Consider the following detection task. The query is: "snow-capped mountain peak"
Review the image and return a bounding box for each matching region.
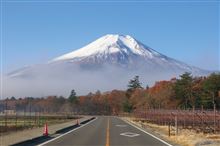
[6,34,210,97]
[52,34,161,62]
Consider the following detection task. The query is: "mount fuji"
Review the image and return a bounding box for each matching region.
[5,34,210,97]
[49,34,207,73]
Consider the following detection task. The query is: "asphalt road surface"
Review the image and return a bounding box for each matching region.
[41,116,172,146]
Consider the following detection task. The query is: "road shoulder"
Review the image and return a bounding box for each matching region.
[120,117,178,146]
[0,116,92,146]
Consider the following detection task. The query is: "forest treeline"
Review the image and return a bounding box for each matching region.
[1,72,220,115]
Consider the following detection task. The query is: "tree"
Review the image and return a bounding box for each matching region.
[174,72,193,108]
[146,85,149,90]
[10,96,16,100]
[108,90,126,115]
[130,88,147,109]
[124,76,143,112]
[123,98,133,113]
[190,77,205,108]
[148,81,175,109]
[126,76,143,97]
[202,73,220,108]
[68,89,78,104]
[128,76,142,90]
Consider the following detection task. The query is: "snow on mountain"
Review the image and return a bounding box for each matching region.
[9,34,210,77]
[4,34,211,97]
[49,34,206,75]
[52,34,163,62]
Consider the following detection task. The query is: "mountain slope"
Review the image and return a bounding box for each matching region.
[48,34,207,75]
[5,34,210,97]
[52,34,163,61]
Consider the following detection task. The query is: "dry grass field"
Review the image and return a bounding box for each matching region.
[128,117,220,146]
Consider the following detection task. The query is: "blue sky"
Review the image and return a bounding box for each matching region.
[1,0,219,73]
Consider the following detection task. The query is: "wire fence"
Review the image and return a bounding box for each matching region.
[0,112,79,134]
[133,107,220,135]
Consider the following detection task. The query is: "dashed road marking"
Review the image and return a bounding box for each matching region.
[116,124,127,127]
[120,132,140,137]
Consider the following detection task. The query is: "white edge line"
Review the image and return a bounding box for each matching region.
[37,117,97,146]
[120,117,173,146]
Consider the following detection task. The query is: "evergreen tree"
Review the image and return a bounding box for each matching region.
[127,76,142,90]
[126,76,143,97]
[68,89,78,104]
[10,96,16,100]
[174,72,193,108]
[202,73,220,108]
[146,85,149,90]
[124,76,143,112]
[123,98,133,113]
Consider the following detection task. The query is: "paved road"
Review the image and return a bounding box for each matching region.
[42,116,171,146]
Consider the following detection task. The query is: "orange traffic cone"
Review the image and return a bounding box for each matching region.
[43,123,48,136]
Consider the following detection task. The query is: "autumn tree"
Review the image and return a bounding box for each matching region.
[107,90,126,115]
[148,81,175,109]
[130,89,147,110]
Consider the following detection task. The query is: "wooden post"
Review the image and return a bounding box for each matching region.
[214,104,216,133]
[38,111,40,127]
[145,106,147,120]
[29,100,31,128]
[15,113,17,131]
[175,115,178,135]
[193,106,195,129]
[201,105,204,134]
[168,122,171,137]
[183,110,186,128]
[35,111,37,126]
[4,99,8,132]
[24,108,26,127]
